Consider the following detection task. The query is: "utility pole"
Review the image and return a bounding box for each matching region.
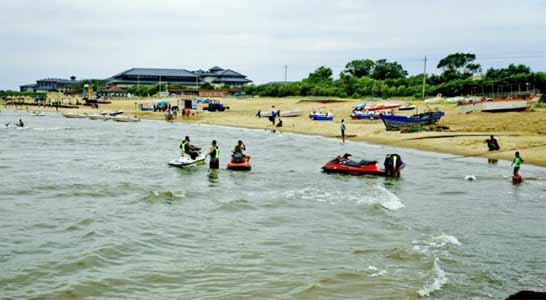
[422,56,427,99]
[284,65,288,82]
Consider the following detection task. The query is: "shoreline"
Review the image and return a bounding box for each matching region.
[4,97,546,167]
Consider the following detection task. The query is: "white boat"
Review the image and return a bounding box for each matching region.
[31,111,45,116]
[399,105,416,111]
[62,112,87,118]
[112,115,141,122]
[109,110,124,116]
[280,109,303,117]
[459,95,540,113]
[424,97,444,104]
[168,153,206,168]
[446,97,465,104]
[88,113,111,120]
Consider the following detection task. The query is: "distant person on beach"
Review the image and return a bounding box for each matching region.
[269,106,276,126]
[511,151,524,176]
[207,140,220,169]
[485,135,500,151]
[256,110,261,118]
[340,119,346,143]
[276,118,283,127]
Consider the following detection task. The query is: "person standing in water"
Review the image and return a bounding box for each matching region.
[207,140,220,169]
[340,119,346,143]
[511,151,524,176]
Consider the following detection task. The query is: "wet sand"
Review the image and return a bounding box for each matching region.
[9,96,546,167]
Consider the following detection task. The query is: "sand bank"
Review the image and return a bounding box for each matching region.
[8,96,546,167]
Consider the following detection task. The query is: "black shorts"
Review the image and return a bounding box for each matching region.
[513,166,520,174]
[210,159,219,169]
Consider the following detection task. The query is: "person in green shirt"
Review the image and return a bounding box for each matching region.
[511,151,524,176]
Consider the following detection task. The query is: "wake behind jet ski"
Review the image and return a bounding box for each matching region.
[322,153,404,177]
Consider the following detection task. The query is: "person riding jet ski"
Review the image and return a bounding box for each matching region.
[228,140,251,170]
[180,136,200,159]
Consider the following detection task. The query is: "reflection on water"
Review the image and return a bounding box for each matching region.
[0,110,545,300]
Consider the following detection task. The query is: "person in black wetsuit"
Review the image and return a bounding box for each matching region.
[384,154,403,177]
[485,135,500,151]
[180,136,199,159]
[207,140,220,169]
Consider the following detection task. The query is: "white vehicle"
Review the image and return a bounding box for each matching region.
[168,153,206,168]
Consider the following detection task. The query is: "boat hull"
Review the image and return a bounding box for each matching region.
[311,115,334,121]
[380,112,444,131]
[322,161,385,176]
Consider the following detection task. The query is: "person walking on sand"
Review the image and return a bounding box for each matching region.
[340,119,346,143]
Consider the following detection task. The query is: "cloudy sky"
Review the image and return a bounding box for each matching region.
[1,0,545,89]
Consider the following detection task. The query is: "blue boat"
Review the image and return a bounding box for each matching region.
[380,111,444,131]
[311,114,334,121]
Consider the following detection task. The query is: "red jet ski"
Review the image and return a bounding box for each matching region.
[322,154,386,176]
[227,153,251,171]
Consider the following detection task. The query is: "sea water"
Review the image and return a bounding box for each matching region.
[1,110,545,299]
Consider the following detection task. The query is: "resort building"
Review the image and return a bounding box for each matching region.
[20,76,80,93]
[105,66,252,89]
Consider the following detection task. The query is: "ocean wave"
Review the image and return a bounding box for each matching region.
[431,233,462,247]
[281,184,404,211]
[417,257,447,297]
[367,185,405,211]
[143,191,186,202]
[214,199,255,211]
[413,233,462,256]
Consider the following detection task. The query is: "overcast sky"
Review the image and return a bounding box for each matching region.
[1,0,545,89]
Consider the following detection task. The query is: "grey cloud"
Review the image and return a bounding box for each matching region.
[0,0,545,89]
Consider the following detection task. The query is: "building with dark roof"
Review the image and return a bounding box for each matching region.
[106,66,251,89]
[20,76,80,93]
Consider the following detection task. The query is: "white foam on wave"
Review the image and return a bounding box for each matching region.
[370,270,387,277]
[282,185,405,211]
[367,185,405,211]
[417,257,447,297]
[413,233,462,256]
[432,233,462,247]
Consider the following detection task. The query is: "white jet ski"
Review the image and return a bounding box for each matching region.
[168,153,206,168]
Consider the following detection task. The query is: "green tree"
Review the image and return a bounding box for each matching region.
[437,52,481,81]
[306,66,333,83]
[344,59,375,77]
[370,59,408,80]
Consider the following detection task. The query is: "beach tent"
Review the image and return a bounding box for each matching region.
[154,100,171,107]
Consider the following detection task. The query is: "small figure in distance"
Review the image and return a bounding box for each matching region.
[511,151,524,184]
[340,119,346,143]
[485,135,500,151]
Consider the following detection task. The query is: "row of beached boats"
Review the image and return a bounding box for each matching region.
[425,94,541,113]
[62,111,141,122]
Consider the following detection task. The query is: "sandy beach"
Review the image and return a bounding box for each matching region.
[7,97,546,167]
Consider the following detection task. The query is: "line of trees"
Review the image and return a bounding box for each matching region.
[243,53,546,99]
